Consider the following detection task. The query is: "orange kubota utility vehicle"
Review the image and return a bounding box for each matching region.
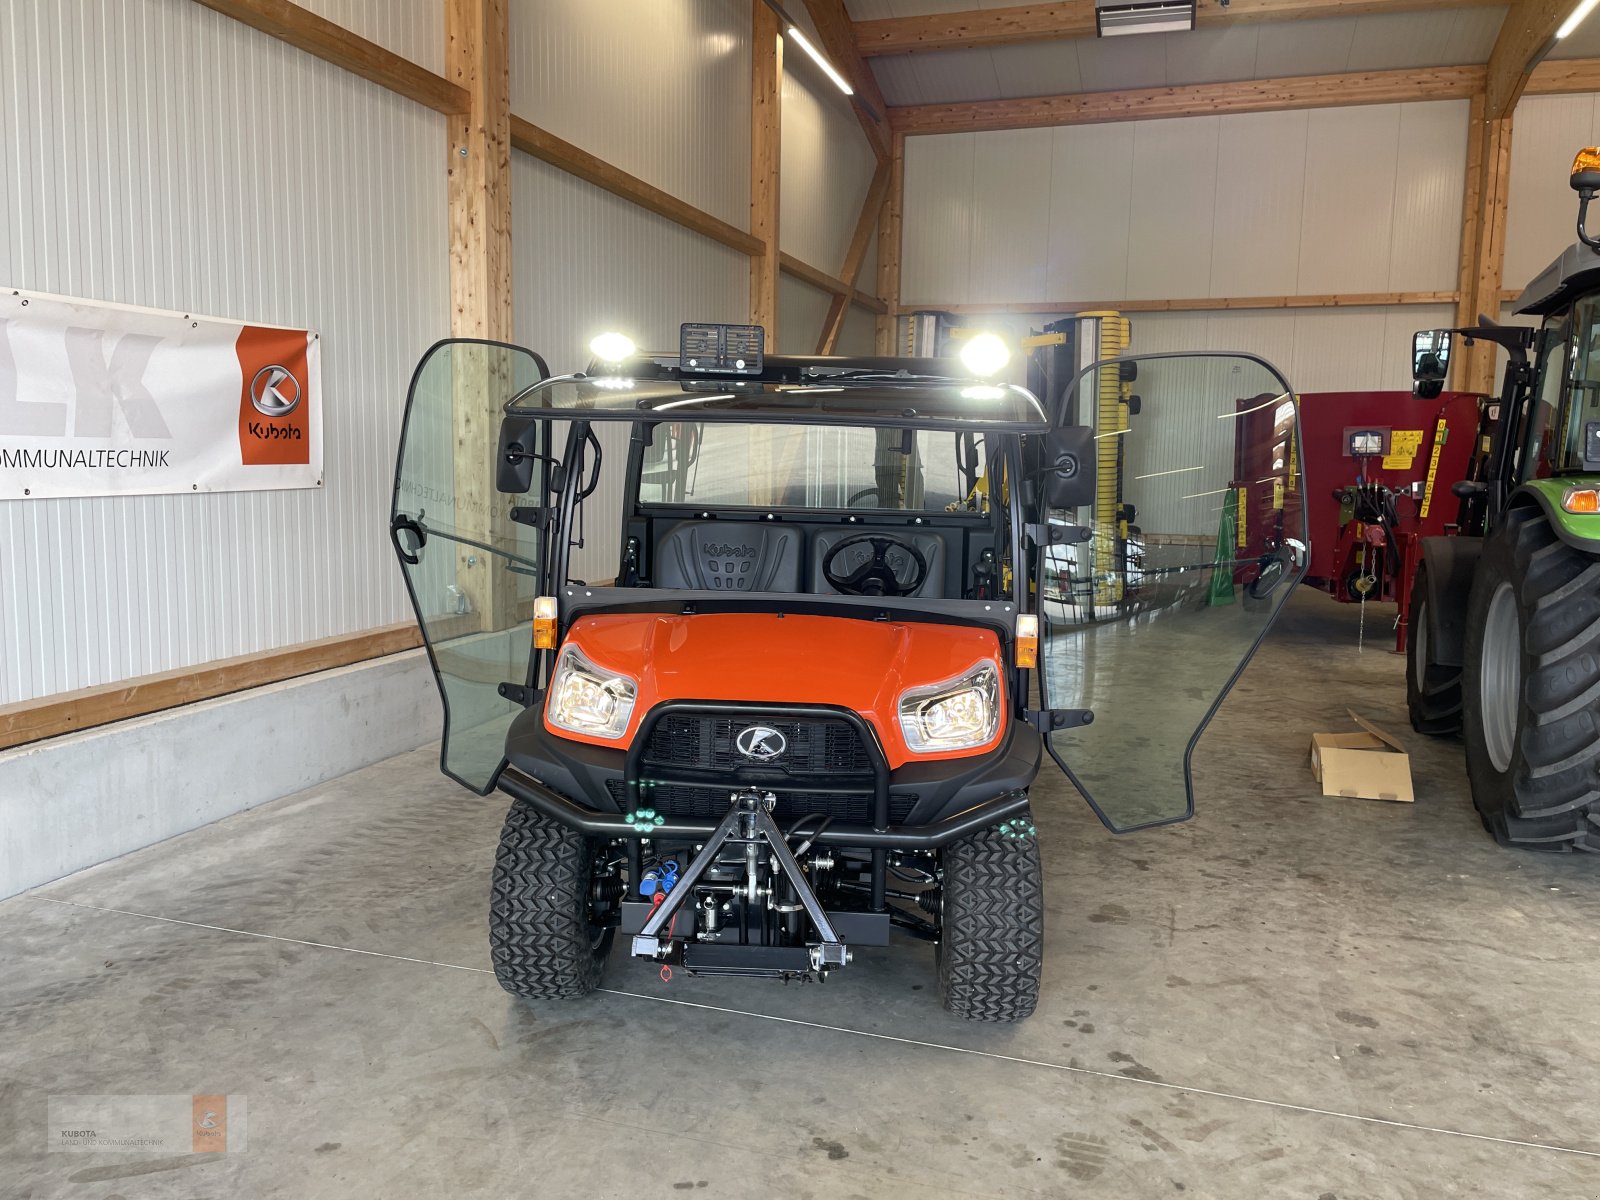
[389,324,1306,1020]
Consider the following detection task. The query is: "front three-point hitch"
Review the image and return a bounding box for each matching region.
[629,789,852,979]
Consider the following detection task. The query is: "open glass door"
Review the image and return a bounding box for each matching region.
[390,339,549,793]
[1036,352,1307,831]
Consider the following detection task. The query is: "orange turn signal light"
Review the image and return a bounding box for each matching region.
[533,595,559,649]
[1015,614,1039,669]
[1563,487,1600,514]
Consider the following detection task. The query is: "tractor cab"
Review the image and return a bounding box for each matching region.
[388,323,1306,1013]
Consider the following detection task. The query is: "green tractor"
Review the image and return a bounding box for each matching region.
[1406,149,1600,852]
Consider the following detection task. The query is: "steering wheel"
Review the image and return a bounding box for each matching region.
[822,533,929,598]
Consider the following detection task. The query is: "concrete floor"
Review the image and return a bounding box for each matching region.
[6,590,1600,1198]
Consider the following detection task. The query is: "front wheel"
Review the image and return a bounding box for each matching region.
[1461,508,1600,852]
[936,805,1044,1021]
[1407,560,1463,736]
[489,796,615,997]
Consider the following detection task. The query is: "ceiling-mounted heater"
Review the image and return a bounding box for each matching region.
[1094,0,1197,36]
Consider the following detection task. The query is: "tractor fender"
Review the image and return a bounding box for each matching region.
[1418,535,1482,669]
[1510,481,1600,554]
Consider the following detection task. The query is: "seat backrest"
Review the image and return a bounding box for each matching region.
[653,520,803,591]
[810,530,945,598]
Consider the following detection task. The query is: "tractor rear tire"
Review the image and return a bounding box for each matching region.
[1461,507,1600,852]
[1407,561,1463,736]
[937,806,1044,1021]
[489,796,614,997]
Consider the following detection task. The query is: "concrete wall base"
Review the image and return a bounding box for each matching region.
[0,650,441,899]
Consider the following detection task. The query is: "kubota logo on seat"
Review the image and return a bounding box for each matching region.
[704,543,758,557]
[735,725,787,761]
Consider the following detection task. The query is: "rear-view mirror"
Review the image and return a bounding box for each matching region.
[496,415,541,494]
[1413,330,1451,399]
[1041,424,1095,508]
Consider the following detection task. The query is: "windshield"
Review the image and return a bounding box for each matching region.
[638,424,988,513]
[505,373,1049,432]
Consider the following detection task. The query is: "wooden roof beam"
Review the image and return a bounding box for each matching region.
[1486,0,1575,117]
[802,0,893,159]
[855,0,1509,57]
[890,65,1485,134]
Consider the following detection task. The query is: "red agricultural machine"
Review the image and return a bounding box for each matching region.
[1294,389,1486,652]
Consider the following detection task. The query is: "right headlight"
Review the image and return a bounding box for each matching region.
[546,644,638,740]
[897,662,1001,754]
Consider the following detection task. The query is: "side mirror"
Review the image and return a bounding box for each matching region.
[1041,424,1095,508]
[1412,329,1451,399]
[496,415,541,494]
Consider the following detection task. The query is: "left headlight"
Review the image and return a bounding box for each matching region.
[546,644,638,740]
[897,662,1001,754]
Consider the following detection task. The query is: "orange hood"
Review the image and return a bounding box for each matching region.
[546,612,1005,768]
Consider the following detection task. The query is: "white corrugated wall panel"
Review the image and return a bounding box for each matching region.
[781,63,878,270]
[512,151,747,583]
[777,275,833,356]
[1125,305,1455,393]
[1126,118,1219,300]
[1297,107,1401,294]
[1208,110,1309,298]
[1388,100,1470,291]
[295,0,441,71]
[969,128,1052,304]
[1043,123,1133,303]
[508,0,751,230]
[0,0,446,705]
[837,306,878,356]
[901,133,977,302]
[1505,94,1600,291]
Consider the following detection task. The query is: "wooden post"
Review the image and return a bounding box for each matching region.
[751,1,782,341]
[875,132,905,355]
[446,0,515,629]
[1455,96,1514,395]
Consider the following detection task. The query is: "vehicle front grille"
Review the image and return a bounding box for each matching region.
[642,714,875,776]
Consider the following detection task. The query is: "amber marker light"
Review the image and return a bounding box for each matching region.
[533,595,559,649]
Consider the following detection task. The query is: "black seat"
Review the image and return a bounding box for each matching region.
[653,520,803,591]
[810,530,945,598]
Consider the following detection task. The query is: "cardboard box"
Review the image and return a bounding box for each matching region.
[1309,711,1415,803]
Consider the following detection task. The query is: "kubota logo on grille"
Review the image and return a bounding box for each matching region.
[735,725,787,761]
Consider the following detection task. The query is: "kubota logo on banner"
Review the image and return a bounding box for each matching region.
[0,287,322,498]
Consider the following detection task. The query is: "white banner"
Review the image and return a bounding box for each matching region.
[0,287,322,498]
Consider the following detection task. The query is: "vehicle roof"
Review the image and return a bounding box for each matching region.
[503,353,1051,433]
[1514,240,1600,316]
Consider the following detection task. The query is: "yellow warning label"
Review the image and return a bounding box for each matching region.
[1382,428,1425,471]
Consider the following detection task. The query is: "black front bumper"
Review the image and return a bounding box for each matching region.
[501,701,1042,849]
[499,765,1031,849]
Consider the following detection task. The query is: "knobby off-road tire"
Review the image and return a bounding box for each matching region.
[489,796,614,997]
[937,806,1044,1021]
[1461,507,1600,852]
[1408,561,1464,737]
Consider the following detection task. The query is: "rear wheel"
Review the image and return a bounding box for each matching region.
[936,805,1044,1021]
[489,796,615,997]
[1461,508,1600,852]
[1407,561,1463,736]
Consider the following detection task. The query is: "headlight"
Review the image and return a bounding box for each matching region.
[898,662,1000,753]
[546,645,638,739]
